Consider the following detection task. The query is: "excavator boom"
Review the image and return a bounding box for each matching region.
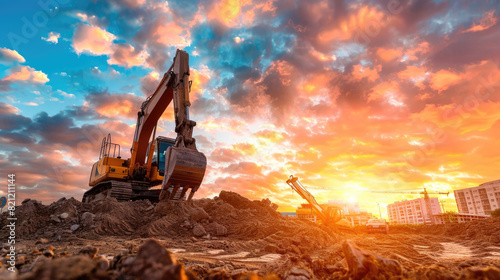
[286,175,342,225]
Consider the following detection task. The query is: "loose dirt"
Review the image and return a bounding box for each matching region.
[0,191,498,279]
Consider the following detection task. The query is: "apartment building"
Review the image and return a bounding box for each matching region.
[454,179,500,215]
[387,197,441,225]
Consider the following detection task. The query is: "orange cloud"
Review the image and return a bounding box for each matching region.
[198,116,247,133]
[108,43,148,68]
[72,23,116,55]
[254,129,284,143]
[310,49,336,62]
[318,6,387,42]
[367,81,404,107]
[397,65,427,89]
[463,10,497,33]
[376,47,403,61]
[267,60,294,86]
[208,0,249,26]
[351,64,380,82]
[232,142,257,156]
[403,42,430,61]
[153,19,191,47]
[429,69,462,92]
[0,47,25,64]
[0,102,20,115]
[190,65,212,101]
[87,92,143,119]
[2,66,49,84]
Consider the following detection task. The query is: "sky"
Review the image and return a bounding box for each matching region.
[1,0,500,217]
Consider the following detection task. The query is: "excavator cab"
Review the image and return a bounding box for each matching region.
[153,136,176,176]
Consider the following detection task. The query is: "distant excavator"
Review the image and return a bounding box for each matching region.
[286,175,344,226]
[83,49,207,203]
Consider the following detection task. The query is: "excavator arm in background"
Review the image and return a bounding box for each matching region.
[286,175,343,225]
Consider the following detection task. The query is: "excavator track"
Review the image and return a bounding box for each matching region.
[82,180,150,203]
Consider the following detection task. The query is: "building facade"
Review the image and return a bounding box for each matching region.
[387,197,441,225]
[454,179,500,215]
[434,213,489,224]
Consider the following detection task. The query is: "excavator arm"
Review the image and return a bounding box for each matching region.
[129,49,206,200]
[286,175,342,225]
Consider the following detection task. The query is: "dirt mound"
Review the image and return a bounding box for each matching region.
[389,217,500,244]
[1,191,340,257]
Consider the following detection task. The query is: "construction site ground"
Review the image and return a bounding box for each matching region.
[1,191,499,279]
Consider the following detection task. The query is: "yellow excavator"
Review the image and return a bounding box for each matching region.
[83,49,207,203]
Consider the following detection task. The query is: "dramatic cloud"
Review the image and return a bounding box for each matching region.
[108,43,149,68]
[463,10,498,33]
[0,48,25,64]
[1,66,49,84]
[84,90,144,119]
[73,23,116,55]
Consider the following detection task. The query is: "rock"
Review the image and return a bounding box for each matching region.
[290,245,301,255]
[190,207,209,222]
[122,239,190,280]
[43,250,54,258]
[286,267,311,280]
[16,255,26,266]
[60,213,69,219]
[81,212,95,227]
[265,244,279,253]
[78,246,99,259]
[35,238,49,245]
[115,248,129,255]
[465,266,500,279]
[94,255,110,271]
[49,215,61,223]
[192,224,207,237]
[0,267,17,279]
[20,255,104,280]
[342,240,402,280]
[181,219,192,229]
[28,255,48,271]
[70,224,80,231]
[205,222,228,236]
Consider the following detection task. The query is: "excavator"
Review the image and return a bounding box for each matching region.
[286,175,344,226]
[83,49,207,203]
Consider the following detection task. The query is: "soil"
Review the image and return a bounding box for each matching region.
[0,191,498,279]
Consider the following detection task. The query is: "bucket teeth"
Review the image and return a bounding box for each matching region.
[159,146,207,200]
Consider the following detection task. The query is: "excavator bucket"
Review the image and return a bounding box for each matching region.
[159,145,207,201]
